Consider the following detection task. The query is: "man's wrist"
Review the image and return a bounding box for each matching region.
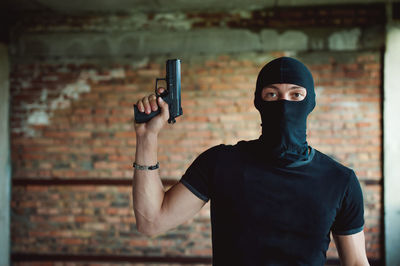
[136,132,158,141]
[135,132,158,166]
[133,161,160,170]
[136,132,158,149]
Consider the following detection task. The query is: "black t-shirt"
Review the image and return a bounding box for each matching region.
[180,139,364,266]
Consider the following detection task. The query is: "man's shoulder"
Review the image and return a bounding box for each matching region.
[205,139,256,152]
[312,148,356,178]
[196,140,256,164]
[194,143,232,162]
[201,143,230,155]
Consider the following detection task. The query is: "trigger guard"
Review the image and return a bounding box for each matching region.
[154,78,168,97]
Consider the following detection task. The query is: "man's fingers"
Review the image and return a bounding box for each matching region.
[142,96,152,114]
[149,94,158,111]
[138,93,159,114]
[136,100,144,112]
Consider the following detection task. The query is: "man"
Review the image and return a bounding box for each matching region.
[132,57,369,265]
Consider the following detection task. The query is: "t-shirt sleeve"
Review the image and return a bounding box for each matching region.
[331,170,365,235]
[179,145,222,202]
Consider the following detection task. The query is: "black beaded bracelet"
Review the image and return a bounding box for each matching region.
[133,162,159,170]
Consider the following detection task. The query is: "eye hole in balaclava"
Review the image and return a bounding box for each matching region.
[254,57,316,164]
[254,57,315,111]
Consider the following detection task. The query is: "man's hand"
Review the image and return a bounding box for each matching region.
[134,87,169,137]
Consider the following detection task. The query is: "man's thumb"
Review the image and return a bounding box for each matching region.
[158,97,169,119]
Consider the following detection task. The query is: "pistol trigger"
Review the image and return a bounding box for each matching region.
[158,90,169,98]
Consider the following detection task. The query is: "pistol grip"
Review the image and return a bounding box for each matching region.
[133,104,161,123]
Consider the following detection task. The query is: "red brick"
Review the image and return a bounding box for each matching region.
[43,131,69,138]
[60,238,84,245]
[69,131,92,138]
[115,131,136,138]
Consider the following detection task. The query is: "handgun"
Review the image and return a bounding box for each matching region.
[134,59,183,124]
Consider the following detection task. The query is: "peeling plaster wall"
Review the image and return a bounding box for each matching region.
[14,68,125,137]
[13,27,380,61]
[9,4,385,64]
[328,28,361,50]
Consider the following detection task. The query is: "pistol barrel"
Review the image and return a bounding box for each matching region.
[166,59,183,123]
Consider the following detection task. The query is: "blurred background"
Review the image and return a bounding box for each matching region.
[1,0,399,265]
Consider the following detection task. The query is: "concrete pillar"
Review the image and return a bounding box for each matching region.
[384,24,400,266]
[0,43,11,266]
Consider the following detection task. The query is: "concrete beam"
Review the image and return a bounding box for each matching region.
[10,26,384,64]
[0,43,11,266]
[384,23,400,266]
[2,0,388,13]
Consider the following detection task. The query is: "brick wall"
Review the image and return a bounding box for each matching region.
[10,51,382,263]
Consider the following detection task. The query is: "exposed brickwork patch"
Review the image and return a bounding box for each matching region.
[11,52,382,261]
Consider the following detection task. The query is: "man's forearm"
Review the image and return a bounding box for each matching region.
[132,133,165,235]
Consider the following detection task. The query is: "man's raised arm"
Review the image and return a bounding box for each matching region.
[132,88,206,237]
[333,230,370,266]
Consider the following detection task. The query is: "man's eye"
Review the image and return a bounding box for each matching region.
[290,91,306,101]
[267,93,277,98]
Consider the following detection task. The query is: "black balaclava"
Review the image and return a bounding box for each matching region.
[254,57,315,164]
